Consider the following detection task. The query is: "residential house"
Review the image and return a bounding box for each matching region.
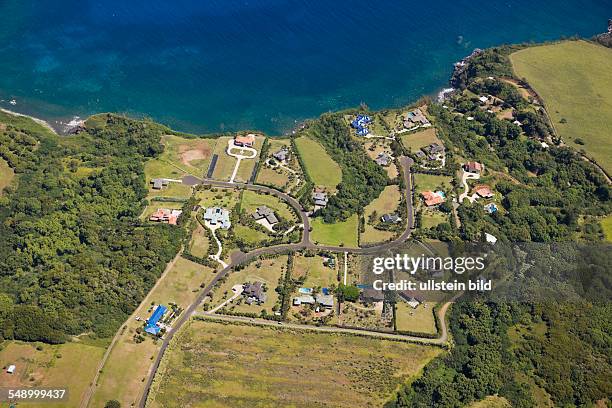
[151,178,169,190]
[478,95,489,104]
[203,207,231,229]
[149,208,182,225]
[312,190,328,207]
[403,108,431,129]
[375,152,393,166]
[381,213,401,223]
[484,203,498,214]
[234,134,255,148]
[473,185,494,199]
[351,114,372,136]
[273,147,290,162]
[414,150,426,159]
[243,282,267,304]
[463,161,483,173]
[252,206,279,225]
[360,288,385,303]
[315,294,334,309]
[293,294,315,306]
[145,304,167,335]
[421,191,445,207]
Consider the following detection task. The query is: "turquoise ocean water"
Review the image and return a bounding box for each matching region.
[0,0,610,134]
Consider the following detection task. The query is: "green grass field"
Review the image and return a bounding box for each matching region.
[421,210,448,229]
[0,157,14,194]
[210,136,238,181]
[395,302,437,334]
[293,253,339,288]
[311,214,359,247]
[294,136,341,191]
[189,222,210,257]
[146,320,442,408]
[362,185,401,244]
[413,174,453,194]
[0,341,106,408]
[601,215,612,242]
[400,128,441,152]
[469,396,511,408]
[510,40,612,174]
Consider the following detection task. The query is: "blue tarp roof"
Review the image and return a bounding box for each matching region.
[145,304,167,335]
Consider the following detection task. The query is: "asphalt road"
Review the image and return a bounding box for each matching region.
[137,156,424,407]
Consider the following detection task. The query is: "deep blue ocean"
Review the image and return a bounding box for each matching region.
[0,0,610,135]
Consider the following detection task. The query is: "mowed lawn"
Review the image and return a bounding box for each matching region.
[294,136,341,191]
[510,40,612,173]
[400,128,441,152]
[240,190,297,221]
[146,320,442,408]
[0,157,15,194]
[362,185,402,244]
[0,341,105,408]
[311,214,359,247]
[91,257,214,408]
[293,253,339,288]
[413,173,453,194]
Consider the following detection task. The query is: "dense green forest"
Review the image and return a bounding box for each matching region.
[301,113,389,222]
[0,113,184,342]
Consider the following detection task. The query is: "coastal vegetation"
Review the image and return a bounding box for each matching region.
[0,113,185,342]
[146,319,441,408]
[510,40,612,174]
[301,113,389,223]
[0,156,14,195]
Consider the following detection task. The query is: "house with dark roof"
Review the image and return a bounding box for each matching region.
[252,206,279,225]
[315,294,334,309]
[243,282,267,304]
[403,108,431,129]
[360,288,385,303]
[375,152,393,166]
[272,147,290,162]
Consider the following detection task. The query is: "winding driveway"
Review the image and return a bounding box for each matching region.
[136,156,457,407]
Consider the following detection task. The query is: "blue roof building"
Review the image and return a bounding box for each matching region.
[484,203,498,214]
[145,304,167,335]
[351,115,372,136]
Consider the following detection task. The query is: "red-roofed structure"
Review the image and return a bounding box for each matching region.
[472,185,494,198]
[421,191,445,207]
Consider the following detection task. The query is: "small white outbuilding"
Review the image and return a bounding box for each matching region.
[7,365,16,374]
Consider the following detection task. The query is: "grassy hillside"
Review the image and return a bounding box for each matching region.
[510,40,612,174]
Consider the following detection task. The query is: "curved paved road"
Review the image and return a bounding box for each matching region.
[136,156,439,408]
